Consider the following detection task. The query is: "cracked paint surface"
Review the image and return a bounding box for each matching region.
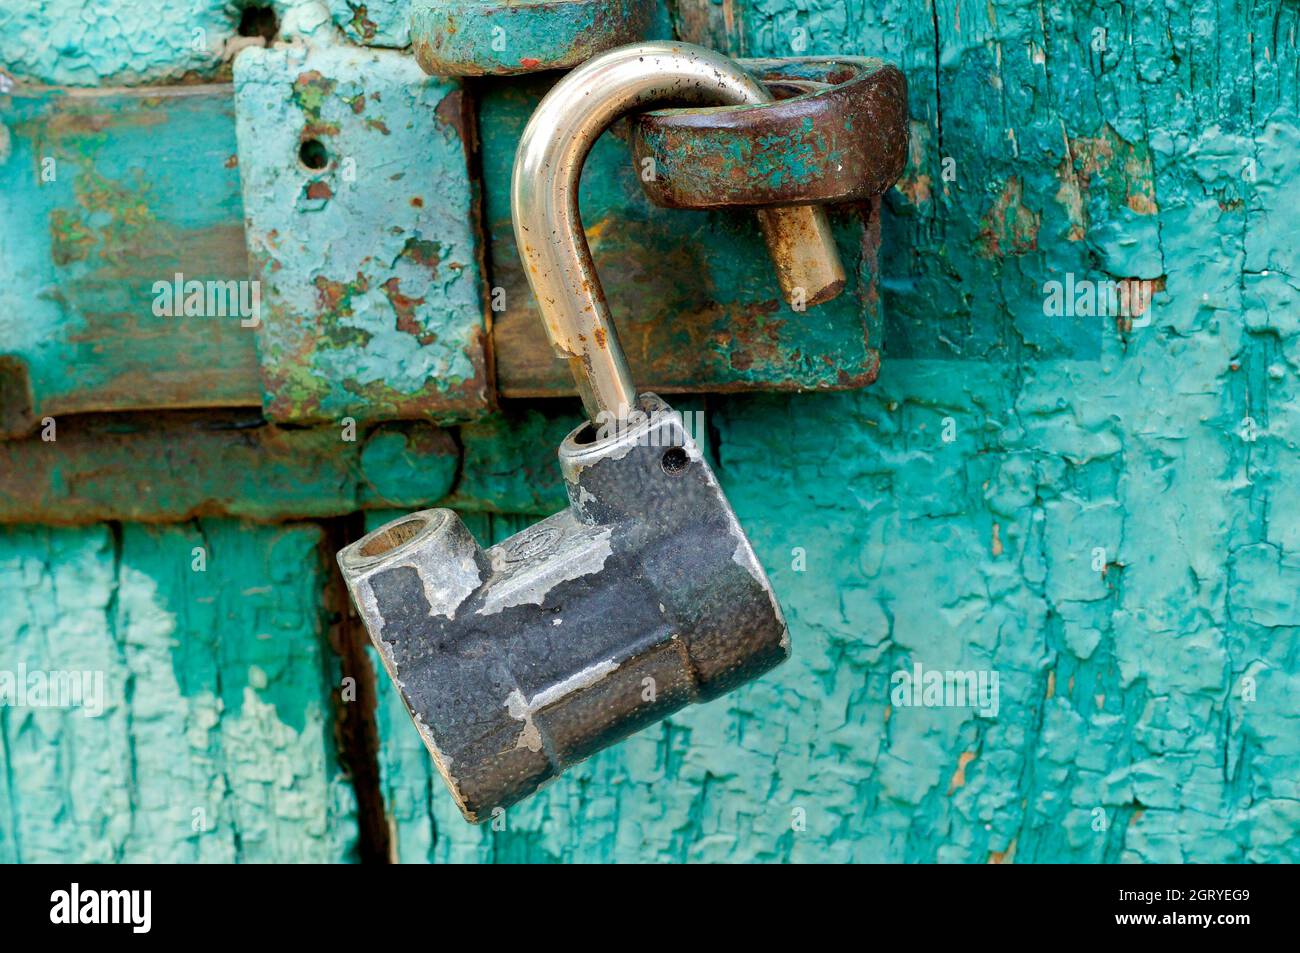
[0,0,290,86]
[360,0,1300,862]
[2,0,1299,863]
[0,521,356,862]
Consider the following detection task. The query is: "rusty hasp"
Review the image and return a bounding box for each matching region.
[511,42,852,415]
[233,31,490,426]
[515,40,843,317]
[631,58,909,209]
[477,77,886,399]
[340,43,795,821]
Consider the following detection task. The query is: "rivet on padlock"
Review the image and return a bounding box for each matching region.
[338,42,838,822]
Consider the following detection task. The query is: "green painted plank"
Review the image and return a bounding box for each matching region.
[668,0,1162,361]
[0,411,459,524]
[0,404,597,524]
[0,84,257,430]
[0,403,591,525]
[0,519,357,862]
[364,363,1300,862]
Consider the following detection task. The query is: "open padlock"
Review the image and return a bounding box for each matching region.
[338,43,844,822]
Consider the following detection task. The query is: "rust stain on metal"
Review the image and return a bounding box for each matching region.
[976,176,1040,258]
[398,236,441,277]
[632,58,909,209]
[347,4,380,43]
[409,0,655,77]
[0,355,35,439]
[382,277,437,344]
[291,70,337,115]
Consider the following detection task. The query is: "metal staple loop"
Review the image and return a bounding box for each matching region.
[631,58,910,209]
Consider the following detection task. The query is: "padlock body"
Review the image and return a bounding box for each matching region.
[338,395,788,821]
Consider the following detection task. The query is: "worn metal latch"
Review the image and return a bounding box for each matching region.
[337,43,840,821]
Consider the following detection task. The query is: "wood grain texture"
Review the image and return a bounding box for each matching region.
[0,411,460,525]
[0,85,259,426]
[0,520,357,862]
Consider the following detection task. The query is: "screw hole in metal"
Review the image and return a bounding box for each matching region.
[358,517,425,558]
[299,139,329,170]
[661,446,689,475]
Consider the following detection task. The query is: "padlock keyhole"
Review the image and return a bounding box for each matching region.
[661,447,689,475]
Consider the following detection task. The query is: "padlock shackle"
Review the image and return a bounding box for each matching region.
[511,42,843,423]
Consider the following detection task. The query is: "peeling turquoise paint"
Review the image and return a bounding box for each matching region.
[233,35,490,423]
[0,521,357,862]
[329,0,410,48]
[0,1,293,86]
[0,85,255,422]
[3,0,1299,865]
[360,0,1300,862]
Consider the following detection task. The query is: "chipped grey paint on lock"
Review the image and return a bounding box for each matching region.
[341,511,485,623]
[337,396,790,820]
[341,511,484,820]
[480,519,615,615]
[558,426,640,485]
[505,658,620,752]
